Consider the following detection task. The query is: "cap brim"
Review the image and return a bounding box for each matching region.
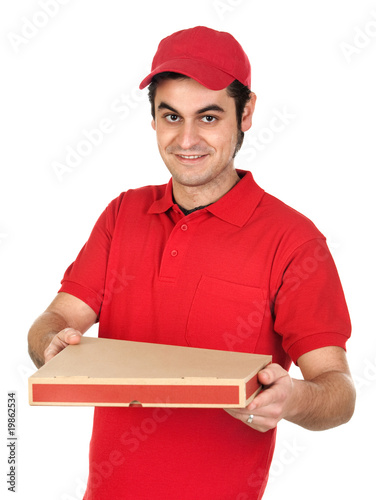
[139,58,235,90]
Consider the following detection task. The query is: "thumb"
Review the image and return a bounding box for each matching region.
[62,328,82,345]
[258,369,271,385]
[258,363,287,385]
[44,328,82,364]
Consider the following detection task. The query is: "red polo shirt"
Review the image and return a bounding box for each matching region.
[59,170,351,500]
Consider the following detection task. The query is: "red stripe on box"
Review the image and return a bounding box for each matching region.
[245,375,260,400]
[32,383,240,405]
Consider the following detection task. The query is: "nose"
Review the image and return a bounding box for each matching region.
[177,121,201,151]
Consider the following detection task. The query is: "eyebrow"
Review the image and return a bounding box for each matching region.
[157,101,225,115]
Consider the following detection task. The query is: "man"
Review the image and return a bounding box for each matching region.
[28,26,355,499]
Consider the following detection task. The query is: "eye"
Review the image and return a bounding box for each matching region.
[165,114,181,123]
[201,115,217,123]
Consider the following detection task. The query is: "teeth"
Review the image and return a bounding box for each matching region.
[179,155,204,159]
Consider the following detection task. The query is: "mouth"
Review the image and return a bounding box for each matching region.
[175,153,208,164]
[178,154,205,159]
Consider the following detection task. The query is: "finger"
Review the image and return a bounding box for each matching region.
[224,407,279,433]
[224,408,250,421]
[245,414,276,433]
[224,409,268,432]
[248,387,278,412]
[258,363,287,386]
[224,407,262,427]
[44,328,82,363]
[249,374,291,413]
[59,328,82,345]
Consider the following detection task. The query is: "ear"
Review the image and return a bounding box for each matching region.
[241,92,257,132]
[151,118,156,131]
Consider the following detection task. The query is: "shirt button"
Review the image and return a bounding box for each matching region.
[171,250,178,257]
[181,224,188,231]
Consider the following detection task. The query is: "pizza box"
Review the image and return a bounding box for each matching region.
[29,337,271,408]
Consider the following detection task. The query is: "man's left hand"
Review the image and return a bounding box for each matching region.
[225,363,294,433]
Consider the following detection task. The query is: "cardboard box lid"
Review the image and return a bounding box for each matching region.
[29,337,271,408]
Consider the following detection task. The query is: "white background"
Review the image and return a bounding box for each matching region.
[1,0,375,499]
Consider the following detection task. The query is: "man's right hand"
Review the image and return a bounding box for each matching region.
[28,292,97,368]
[44,328,83,364]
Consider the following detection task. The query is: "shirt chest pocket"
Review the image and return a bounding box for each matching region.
[185,275,267,353]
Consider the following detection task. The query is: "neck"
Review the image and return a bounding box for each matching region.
[172,168,240,211]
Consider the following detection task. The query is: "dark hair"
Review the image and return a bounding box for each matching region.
[148,72,251,155]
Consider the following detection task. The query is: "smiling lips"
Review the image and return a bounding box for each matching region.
[178,154,206,159]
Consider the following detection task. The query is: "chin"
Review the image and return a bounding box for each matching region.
[171,169,215,188]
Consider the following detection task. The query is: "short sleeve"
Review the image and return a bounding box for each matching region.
[58,195,123,317]
[273,238,351,364]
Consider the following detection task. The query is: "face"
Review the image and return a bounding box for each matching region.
[151,78,253,199]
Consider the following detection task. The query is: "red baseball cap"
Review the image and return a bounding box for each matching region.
[139,26,251,90]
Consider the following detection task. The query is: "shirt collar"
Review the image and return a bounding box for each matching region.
[147,179,175,214]
[148,170,265,227]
